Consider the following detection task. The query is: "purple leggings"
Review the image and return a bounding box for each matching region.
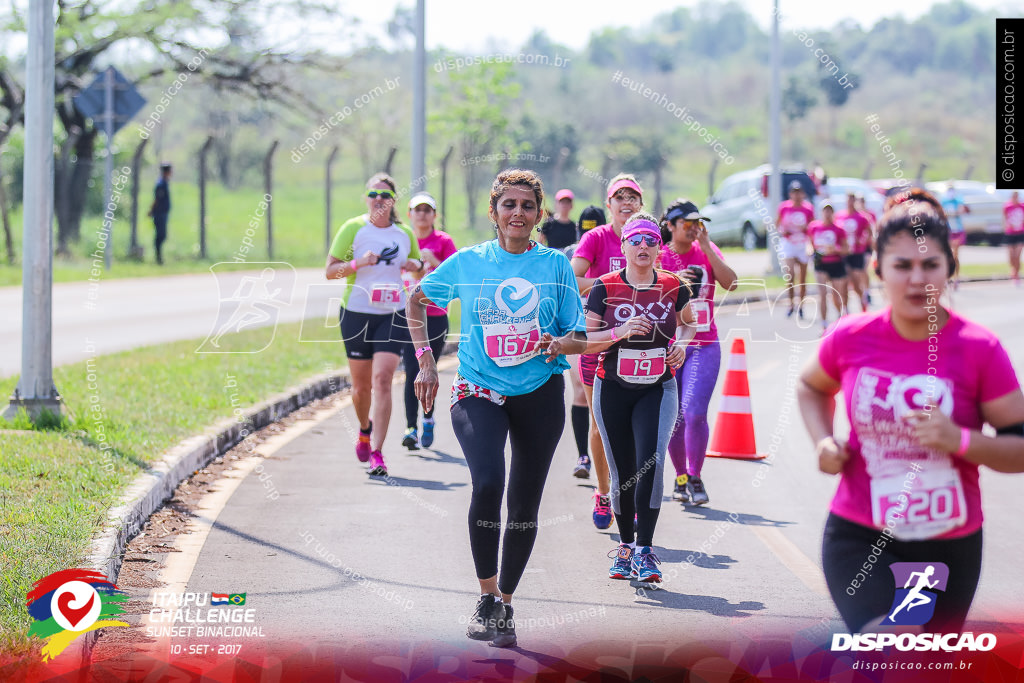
[667,341,721,478]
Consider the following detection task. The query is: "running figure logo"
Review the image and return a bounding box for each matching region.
[882,562,950,626]
[198,263,296,353]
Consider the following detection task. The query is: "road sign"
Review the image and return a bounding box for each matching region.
[74,67,147,269]
[73,67,146,136]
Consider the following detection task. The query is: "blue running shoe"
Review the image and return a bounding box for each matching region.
[421,418,435,448]
[631,546,662,583]
[592,492,613,529]
[607,544,634,579]
[573,454,591,479]
[402,427,418,450]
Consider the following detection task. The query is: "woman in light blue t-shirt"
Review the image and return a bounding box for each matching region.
[406,168,587,649]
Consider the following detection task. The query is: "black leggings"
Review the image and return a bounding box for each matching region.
[593,376,677,547]
[821,513,983,633]
[451,374,565,595]
[402,314,449,427]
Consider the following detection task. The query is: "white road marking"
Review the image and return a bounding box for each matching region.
[749,526,831,598]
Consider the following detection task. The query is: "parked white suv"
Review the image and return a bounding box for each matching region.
[702,165,817,250]
[925,180,1012,245]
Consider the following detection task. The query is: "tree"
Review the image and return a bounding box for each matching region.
[818,70,860,144]
[603,130,671,215]
[0,0,339,255]
[512,115,579,196]
[783,75,818,123]
[430,60,522,232]
[782,75,817,158]
[689,0,760,60]
[0,62,24,264]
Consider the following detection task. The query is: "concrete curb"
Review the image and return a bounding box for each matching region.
[72,369,352,664]
[86,338,463,586]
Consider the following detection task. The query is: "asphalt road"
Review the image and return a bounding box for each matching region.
[123,279,1024,678]
[0,245,1011,378]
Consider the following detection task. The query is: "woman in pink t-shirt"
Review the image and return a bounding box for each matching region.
[657,199,737,506]
[401,193,458,450]
[776,181,815,318]
[570,174,645,530]
[798,196,1024,633]
[807,202,849,333]
[1004,190,1024,285]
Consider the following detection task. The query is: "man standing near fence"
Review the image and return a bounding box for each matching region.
[148,163,172,265]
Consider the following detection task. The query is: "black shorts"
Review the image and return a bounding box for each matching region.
[1006,233,1024,245]
[339,308,409,359]
[844,252,867,271]
[815,259,847,281]
[821,513,982,633]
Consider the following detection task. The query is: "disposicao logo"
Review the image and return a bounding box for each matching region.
[883,562,947,626]
[26,569,129,661]
[831,562,996,653]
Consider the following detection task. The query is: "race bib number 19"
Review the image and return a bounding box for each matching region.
[617,348,666,385]
[483,322,541,367]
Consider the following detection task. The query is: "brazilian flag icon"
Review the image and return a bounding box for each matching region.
[229,593,246,605]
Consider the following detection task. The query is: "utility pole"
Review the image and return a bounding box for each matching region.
[5,0,62,421]
[768,0,783,277]
[411,0,426,192]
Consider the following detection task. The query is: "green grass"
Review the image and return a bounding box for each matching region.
[0,320,352,653]
[0,173,500,287]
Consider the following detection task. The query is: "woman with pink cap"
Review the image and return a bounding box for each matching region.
[658,199,738,506]
[572,173,644,530]
[586,212,695,583]
[538,189,578,250]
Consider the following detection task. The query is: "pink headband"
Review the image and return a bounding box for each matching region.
[621,220,661,242]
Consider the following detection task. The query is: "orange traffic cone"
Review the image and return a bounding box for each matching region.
[706,338,765,460]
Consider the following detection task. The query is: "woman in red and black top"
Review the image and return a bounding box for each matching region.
[586,212,694,583]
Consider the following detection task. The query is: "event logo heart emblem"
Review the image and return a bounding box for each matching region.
[495,278,539,318]
[56,590,95,630]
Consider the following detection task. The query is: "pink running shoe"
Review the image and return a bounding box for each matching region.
[368,450,387,477]
[592,491,613,529]
[356,422,372,463]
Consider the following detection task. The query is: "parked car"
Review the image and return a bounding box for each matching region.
[702,164,817,250]
[925,180,1012,245]
[816,177,885,218]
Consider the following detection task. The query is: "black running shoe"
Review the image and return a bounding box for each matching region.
[490,603,517,648]
[467,594,501,641]
[688,476,710,506]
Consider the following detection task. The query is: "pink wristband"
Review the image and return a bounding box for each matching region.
[610,326,619,342]
[349,259,359,272]
[415,346,433,359]
[955,427,970,457]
